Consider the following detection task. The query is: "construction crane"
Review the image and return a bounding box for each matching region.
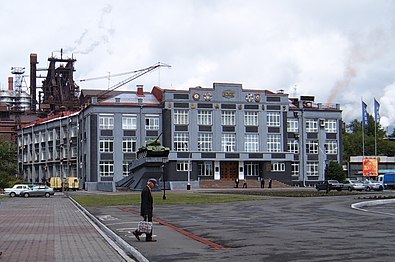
[80,62,171,99]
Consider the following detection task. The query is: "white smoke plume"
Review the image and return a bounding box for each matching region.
[63,4,114,55]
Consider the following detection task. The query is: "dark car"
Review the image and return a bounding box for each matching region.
[20,186,55,198]
[316,180,343,192]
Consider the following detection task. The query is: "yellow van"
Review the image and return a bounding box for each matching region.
[65,177,79,191]
[50,177,62,191]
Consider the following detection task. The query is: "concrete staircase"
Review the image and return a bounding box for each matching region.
[199,179,290,189]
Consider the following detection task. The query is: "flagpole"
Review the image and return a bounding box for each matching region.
[374,98,380,156]
[374,114,377,156]
[361,99,366,157]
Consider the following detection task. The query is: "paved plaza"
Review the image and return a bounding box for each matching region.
[1,190,395,261]
[0,194,132,262]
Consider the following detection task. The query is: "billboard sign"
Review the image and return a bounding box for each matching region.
[362,158,379,177]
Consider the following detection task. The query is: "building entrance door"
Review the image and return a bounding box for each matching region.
[220,162,238,180]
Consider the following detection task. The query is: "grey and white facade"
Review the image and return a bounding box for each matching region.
[162,83,342,187]
[17,83,342,190]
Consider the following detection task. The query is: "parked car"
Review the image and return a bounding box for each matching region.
[342,179,365,191]
[4,184,34,197]
[362,179,384,191]
[20,186,55,198]
[316,180,343,192]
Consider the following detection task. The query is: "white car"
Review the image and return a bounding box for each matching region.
[363,180,384,191]
[343,180,365,191]
[4,184,34,197]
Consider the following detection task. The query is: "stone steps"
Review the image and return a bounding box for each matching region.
[199,179,289,188]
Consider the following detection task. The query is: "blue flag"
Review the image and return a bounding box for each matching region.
[362,101,369,126]
[374,98,380,124]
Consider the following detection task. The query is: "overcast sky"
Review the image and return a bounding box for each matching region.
[1,0,394,132]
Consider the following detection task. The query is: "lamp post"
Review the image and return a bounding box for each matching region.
[187,152,191,190]
[162,164,166,199]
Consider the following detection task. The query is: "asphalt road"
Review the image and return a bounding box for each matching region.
[85,192,395,262]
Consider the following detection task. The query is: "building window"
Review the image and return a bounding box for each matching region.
[287,118,298,132]
[244,111,258,126]
[221,111,236,126]
[174,132,189,151]
[198,162,213,176]
[291,162,299,176]
[122,115,137,130]
[48,145,53,160]
[176,161,190,171]
[99,114,114,129]
[174,110,189,125]
[71,146,77,158]
[244,134,259,152]
[272,162,285,172]
[287,139,299,153]
[99,161,114,176]
[41,148,46,161]
[122,138,137,152]
[221,133,236,152]
[145,114,159,130]
[306,140,318,154]
[267,112,281,127]
[325,140,338,154]
[245,162,259,176]
[198,110,212,125]
[306,119,318,133]
[198,133,212,151]
[267,134,281,152]
[306,162,319,176]
[123,161,129,176]
[325,120,337,133]
[99,138,114,153]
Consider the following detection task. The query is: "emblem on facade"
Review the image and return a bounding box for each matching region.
[203,92,213,101]
[192,92,200,101]
[255,94,261,102]
[222,90,235,99]
[245,93,254,102]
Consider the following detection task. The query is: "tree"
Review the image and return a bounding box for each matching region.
[0,137,17,188]
[325,161,345,182]
[342,114,395,160]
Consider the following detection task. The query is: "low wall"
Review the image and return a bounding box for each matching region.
[169,181,199,190]
[97,181,116,192]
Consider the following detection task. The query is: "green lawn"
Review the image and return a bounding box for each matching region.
[72,192,266,207]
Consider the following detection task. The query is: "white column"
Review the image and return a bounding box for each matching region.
[214,161,220,180]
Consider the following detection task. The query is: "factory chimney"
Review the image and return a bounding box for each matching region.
[8,77,13,91]
[30,53,38,111]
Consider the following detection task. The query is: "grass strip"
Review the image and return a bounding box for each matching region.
[72,192,265,207]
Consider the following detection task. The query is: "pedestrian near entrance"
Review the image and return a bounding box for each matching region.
[260,177,265,188]
[242,179,247,188]
[133,178,157,242]
[268,178,272,188]
[235,178,240,188]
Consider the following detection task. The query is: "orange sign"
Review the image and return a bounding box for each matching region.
[362,158,379,177]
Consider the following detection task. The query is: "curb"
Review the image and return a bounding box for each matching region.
[68,197,148,262]
[351,198,395,215]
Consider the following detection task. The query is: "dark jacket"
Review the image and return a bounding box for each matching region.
[140,185,153,219]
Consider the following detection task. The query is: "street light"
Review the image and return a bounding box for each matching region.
[187,152,191,190]
[162,164,166,199]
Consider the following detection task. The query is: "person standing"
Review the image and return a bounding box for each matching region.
[242,179,248,188]
[268,178,272,188]
[133,178,157,242]
[260,177,265,188]
[235,178,240,188]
